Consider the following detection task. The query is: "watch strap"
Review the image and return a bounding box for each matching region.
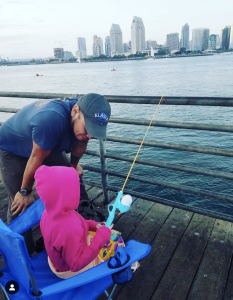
[19,188,32,196]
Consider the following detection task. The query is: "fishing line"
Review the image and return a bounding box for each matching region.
[121,95,164,193]
[105,95,164,227]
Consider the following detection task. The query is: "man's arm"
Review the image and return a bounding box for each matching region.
[11,141,51,216]
[70,140,88,175]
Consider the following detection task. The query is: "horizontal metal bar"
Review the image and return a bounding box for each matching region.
[110,118,233,133]
[82,165,233,203]
[84,179,233,223]
[1,108,232,134]
[105,95,233,106]
[1,92,233,106]
[1,107,232,134]
[106,136,233,157]
[0,91,81,99]
[85,150,233,180]
[0,108,19,113]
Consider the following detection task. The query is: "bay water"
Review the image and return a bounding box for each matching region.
[0,54,233,216]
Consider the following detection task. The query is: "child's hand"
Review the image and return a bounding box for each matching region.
[96,222,114,230]
[96,223,103,229]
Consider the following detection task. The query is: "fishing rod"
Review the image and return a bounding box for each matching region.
[105,95,164,228]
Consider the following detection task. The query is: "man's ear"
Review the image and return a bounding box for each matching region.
[71,104,80,117]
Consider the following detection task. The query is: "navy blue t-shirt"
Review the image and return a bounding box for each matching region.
[0,98,79,158]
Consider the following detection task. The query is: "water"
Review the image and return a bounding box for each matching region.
[0,54,233,216]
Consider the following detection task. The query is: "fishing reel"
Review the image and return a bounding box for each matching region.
[105,192,132,228]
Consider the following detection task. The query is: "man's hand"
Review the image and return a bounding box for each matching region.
[11,192,35,216]
[76,164,84,176]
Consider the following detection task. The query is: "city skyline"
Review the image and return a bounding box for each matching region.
[0,0,233,59]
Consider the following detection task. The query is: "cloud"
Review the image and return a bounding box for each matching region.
[34,18,44,23]
[8,0,31,4]
[0,22,28,29]
[0,34,30,42]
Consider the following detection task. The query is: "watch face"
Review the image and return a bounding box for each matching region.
[20,189,28,196]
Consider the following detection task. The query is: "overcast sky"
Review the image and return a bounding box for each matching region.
[0,0,232,59]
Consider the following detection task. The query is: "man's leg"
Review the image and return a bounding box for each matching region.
[0,150,35,254]
[0,150,28,223]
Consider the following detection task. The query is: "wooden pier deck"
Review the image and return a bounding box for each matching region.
[1,179,233,300]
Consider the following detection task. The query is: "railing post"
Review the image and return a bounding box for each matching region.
[99,139,109,204]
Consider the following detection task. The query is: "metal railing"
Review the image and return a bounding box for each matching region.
[0,92,233,222]
[0,91,233,106]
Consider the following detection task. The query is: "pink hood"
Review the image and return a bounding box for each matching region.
[35,165,80,219]
[35,165,111,272]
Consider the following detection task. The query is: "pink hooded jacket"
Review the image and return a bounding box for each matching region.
[35,165,111,272]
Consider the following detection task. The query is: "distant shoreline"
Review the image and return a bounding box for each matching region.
[1,53,231,67]
[154,54,214,59]
[81,57,148,63]
[80,54,217,63]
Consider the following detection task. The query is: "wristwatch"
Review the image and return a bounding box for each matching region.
[19,188,32,196]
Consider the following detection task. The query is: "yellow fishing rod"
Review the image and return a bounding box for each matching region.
[105,95,164,227]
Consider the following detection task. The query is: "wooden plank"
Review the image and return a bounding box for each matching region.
[112,198,154,241]
[110,203,173,300]
[86,186,105,202]
[97,198,158,300]
[0,255,4,269]
[0,184,5,190]
[187,220,233,300]
[0,207,7,222]
[223,257,233,300]
[122,202,173,243]
[32,226,42,243]
[0,196,8,211]
[151,213,215,300]
[112,208,193,300]
[92,190,117,207]
[84,184,92,191]
[0,191,7,201]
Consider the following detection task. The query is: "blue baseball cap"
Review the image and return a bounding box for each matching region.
[77,93,111,139]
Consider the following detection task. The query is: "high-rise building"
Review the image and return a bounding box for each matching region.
[192,28,210,51]
[64,51,74,60]
[128,41,132,52]
[216,35,221,49]
[131,16,145,54]
[123,43,129,53]
[166,33,179,52]
[110,24,123,56]
[146,40,151,49]
[76,37,87,59]
[77,37,86,51]
[221,26,231,50]
[105,36,111,56]
[53,48,64,59]
[189,40,192,50]
[209,34,218,50]
[93,35,104,57]
[181,23,189,49]
[150,40,158,49]
[229,25,233,49]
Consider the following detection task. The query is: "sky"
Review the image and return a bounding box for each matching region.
[0,0,232,59]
